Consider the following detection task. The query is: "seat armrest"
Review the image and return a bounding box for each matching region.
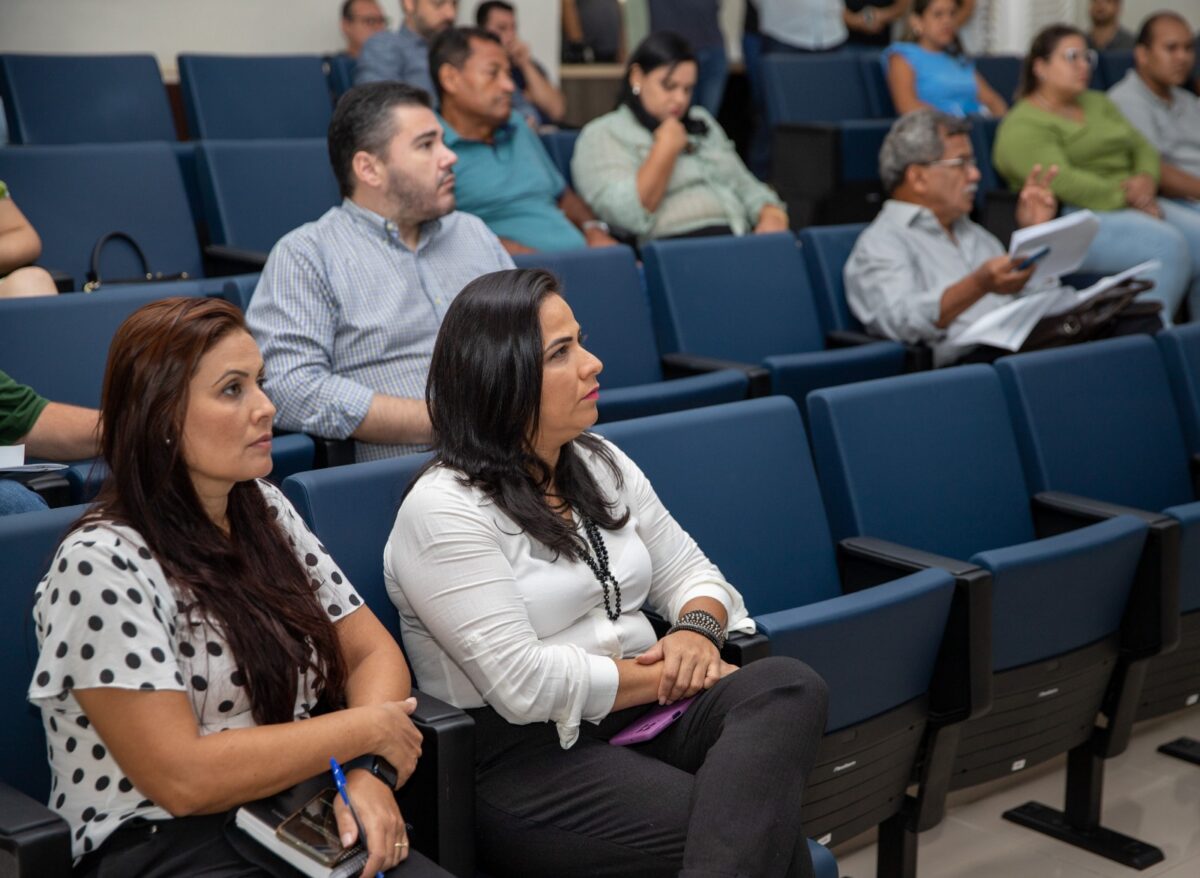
[824,330,878,349]
[313,437,357,469]
[401,691,476,878]
[204,244,268,274]
[44,268,75,294]
[722,631,771,666]
[1190,453,1200,499]
[1033,490,1180,668]
[659,353,771,398]
[837,535,980,586]
[642,611,768,666]
[0,781,73,877]
[1032,490,1175,529]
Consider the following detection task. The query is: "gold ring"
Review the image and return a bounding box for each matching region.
[395,840,409,849]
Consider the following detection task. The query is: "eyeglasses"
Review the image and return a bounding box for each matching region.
[923,156,978,171]
[1057,47,1099,68]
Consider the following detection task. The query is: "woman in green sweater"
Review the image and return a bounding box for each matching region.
[993,23,1200,323]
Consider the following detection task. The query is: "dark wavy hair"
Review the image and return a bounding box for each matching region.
[417,269,629,559]
[83,297,347,725]
[1019,23,1087,97]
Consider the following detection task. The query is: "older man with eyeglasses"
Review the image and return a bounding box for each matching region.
[844,109,1060,365]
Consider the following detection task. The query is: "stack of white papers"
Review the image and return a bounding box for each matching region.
[0,445,69,474]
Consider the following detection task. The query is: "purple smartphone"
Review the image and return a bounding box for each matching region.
[610,696,697,746]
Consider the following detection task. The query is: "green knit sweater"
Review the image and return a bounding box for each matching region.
[992,90,1160,212]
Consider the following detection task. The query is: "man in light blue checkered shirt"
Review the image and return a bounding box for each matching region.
[246,82,513,462]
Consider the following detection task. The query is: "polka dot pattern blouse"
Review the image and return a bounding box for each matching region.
[27,480,363,860]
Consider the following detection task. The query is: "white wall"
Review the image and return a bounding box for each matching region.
[0,0,559,81]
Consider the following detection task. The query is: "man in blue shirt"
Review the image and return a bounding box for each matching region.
[355,0,457,94]
[432,27,618,254]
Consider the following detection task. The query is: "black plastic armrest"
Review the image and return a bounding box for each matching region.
[1031,490,1174,530]
[824,330,878,349]
[313,437,357,469]
[770,123,838,200]
[1032,491,1180,664]
[400,691,475,878]
[0,781,73,877]
[203,244,268,273]
[44,268,75,293]
[659,353,771,397]
[643,611,768,667]
[837,535,980,587]
[836,536,991,721]
[1190,453,1200,499]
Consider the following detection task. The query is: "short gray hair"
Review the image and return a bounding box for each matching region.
[878,110,973,194]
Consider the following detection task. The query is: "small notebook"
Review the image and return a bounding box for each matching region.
[235,779,370,878]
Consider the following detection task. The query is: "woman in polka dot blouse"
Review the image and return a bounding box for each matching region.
[28,298,422,877]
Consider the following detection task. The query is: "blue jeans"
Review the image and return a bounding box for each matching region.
[0,479,48,516]
[1073,202,1200,325]
[691,44,728,117]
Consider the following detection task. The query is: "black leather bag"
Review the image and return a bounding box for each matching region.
[1019,279,1158,353]
[83,231,190,292]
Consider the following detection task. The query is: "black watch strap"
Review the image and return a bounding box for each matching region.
[346,754,398,788]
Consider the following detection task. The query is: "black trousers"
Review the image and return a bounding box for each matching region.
[469,656,829,878]
[73,810,447,877]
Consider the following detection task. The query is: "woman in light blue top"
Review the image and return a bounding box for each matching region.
[884,0,1007,118]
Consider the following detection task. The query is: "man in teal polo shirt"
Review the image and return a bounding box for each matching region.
[431,26,618,254]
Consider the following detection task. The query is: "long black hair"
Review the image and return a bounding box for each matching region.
[617,31,708,137]
[416,269,629,559]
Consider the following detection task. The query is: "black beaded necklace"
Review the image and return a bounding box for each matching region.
[579,515,621,621]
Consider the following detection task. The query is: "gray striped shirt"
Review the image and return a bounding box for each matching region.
[246,199,513,461]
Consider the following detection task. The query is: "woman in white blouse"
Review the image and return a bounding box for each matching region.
[385,269,828,878]
[29,298,421,877]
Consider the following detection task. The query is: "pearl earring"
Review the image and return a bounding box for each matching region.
[632,84,641,96]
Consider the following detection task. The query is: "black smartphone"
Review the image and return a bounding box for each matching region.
[1015,245,1051,271]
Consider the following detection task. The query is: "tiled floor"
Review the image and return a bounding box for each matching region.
[830,710,1200,878]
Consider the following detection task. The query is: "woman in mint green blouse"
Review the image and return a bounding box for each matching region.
[993,24,1200,323]
[571,32,787,244]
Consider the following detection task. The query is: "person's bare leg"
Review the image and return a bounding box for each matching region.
[0,266,58,298]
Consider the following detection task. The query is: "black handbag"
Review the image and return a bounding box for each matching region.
[1019,279,1158,353]
[83,231,190,292]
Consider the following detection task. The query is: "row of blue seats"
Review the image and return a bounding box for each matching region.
[0,230,906,470]
[0,135,577,290]
[9,326,1197,875]
[763,50,1140,127]
[0,52,364,145]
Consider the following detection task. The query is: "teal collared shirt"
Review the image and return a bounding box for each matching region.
[441,111,586,252]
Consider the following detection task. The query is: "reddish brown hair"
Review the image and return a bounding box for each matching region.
[86,297,346,724]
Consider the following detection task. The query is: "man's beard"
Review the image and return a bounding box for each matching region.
[384,166,454,225]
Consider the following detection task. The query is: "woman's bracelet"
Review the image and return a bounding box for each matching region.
[667,609,726,650]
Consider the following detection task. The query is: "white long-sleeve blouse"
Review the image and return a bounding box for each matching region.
[384,438,754,748]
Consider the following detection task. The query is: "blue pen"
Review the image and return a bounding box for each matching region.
[330,757,385,878]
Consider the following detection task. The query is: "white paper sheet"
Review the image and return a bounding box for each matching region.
[0,444,69,474]
[1009,210,1101,288]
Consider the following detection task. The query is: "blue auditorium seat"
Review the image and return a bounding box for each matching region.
[1098,50,1135,89]
[284,411,843,878]
[0,143,204,289]
[762,55,876,126]
[217,273,263,312]
[809,366,1172,869]
[195,139,341,255]
[513,247,749,422]
[0,505,85,877]
[539,129,579,189]
[177,54,333,140]
[974,55,1022,104]
[641,233,905,414]
[597,397,978,874]
[0,283,313,499]
[798,223,868,334]
[0,53,175,145]
[0,501,469,877]
[998,336,1196,744]
[325,53,357,97]
[859,53,896,118]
